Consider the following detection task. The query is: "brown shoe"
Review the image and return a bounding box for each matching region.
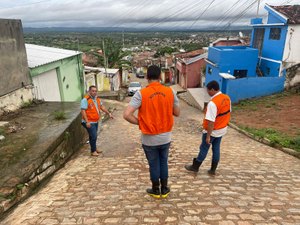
[96,149,103,153]
[91,152,99,156]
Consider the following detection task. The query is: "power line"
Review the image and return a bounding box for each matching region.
[222,0,260,31]
[128,0,196,29]
[168,1,217,30]
[107,0,152,29]
[142,0,207,31]
[0,0,53,9]
[211,0,250,30]
[188,0,216,30]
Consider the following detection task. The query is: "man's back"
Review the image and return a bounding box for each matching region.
[138,82,174,135]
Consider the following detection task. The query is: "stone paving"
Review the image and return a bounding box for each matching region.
[1,99,300,225]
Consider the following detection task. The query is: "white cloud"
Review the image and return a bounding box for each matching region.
[0,0,299,28]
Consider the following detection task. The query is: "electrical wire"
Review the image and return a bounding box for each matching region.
[188,0,216,30]
[142,0,207,31]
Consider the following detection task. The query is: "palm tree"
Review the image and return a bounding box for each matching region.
[93,38,131,69]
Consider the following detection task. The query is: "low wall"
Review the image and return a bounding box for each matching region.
[224,76,285,103]
[0,88,33,116]
[285,64,300,89]
[0,103,85,217]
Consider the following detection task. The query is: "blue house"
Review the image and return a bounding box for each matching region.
[205,4,300,103]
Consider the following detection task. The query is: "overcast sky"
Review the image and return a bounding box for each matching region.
[0,0,300,29]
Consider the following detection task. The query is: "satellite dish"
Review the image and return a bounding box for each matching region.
[239,32,244,38]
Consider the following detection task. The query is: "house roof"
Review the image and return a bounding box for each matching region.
[84,66,119,75]
[175,49,205,59]
[184,52,208,65]
[211,37,244,46]
[25,44,81,68]
[270,5,300,24]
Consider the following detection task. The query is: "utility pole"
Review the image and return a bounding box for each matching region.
[256,0,261,17]
[102,40,108,76]
[122,30,125,49]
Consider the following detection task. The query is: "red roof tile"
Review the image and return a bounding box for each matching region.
[271,5,300,24]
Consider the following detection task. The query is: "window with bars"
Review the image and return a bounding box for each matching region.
[269,28,281,40]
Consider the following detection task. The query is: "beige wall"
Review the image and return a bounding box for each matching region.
[0,88,33,116]
[283,25,300,67]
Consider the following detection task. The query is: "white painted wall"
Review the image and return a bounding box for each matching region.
[283,25,300,67]
[0,88,33,115]
[96,73,105,91]
[32,69,61,101]
[85,73,96,92]
[112,74,120,91]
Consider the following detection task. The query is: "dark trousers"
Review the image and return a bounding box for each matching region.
[142,142,170,182]
[81,122,98,152]
[196,133,222,163]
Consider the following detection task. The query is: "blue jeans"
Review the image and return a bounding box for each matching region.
[81,122,98,152]
[196,133,222,163]
[142,142,170,182]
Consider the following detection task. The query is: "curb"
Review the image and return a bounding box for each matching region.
[229,122,300,160]
[177,94,300,160]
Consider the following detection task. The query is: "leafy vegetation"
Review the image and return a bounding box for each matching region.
[0,127,5,136]
[93,38,131,68]
[154,46,178,58]
[53,111,66,120]
[243,127,300,152]
[21,100,33,108]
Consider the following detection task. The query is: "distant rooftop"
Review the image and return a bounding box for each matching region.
[84,66,119,75]
[183,52,208,65]
[25,44,81,68]
[270,5,300,24]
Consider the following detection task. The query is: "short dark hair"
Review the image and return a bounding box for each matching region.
[89,85,97,91]
[206,81,220,91]
[147,65,161,80]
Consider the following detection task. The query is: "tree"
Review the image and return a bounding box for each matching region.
[154,46,178,58]
[93,38,131,69]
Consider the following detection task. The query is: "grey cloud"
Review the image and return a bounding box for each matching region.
[0,0,299,28]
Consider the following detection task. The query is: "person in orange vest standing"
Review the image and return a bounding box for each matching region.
[81,85,113,156]
[185,80,231,175]
[123,65,180,198]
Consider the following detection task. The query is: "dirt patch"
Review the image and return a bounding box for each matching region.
[231,91,300,137]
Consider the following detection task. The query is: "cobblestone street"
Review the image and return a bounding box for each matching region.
[1,99,300,225]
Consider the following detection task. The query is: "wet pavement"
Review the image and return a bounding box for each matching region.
[1,98,300,225]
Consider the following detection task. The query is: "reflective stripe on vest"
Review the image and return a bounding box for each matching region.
[138,82,174,135]
[83,95,101,122]
[203,93,231,130]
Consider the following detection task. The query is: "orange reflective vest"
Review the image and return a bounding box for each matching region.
[83,95,101,123]
[203,93,231,130]
[138,82,174,135]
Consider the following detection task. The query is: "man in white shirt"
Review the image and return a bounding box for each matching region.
[185,80,231,175]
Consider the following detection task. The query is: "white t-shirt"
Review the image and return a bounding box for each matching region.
[203,92,231,137]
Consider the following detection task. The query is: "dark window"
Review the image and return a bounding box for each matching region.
[266,67,270,75]
[253,28,265,56]
[269,28,281,40]
[233,70,248,78]
[208,67,212,74]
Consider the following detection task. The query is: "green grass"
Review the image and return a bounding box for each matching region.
[21,100,33,108]
[233,90,297,111]
[0,127,5,136]
[243,127,300,152]
[53,111,66,120]
[16,183,25,190]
